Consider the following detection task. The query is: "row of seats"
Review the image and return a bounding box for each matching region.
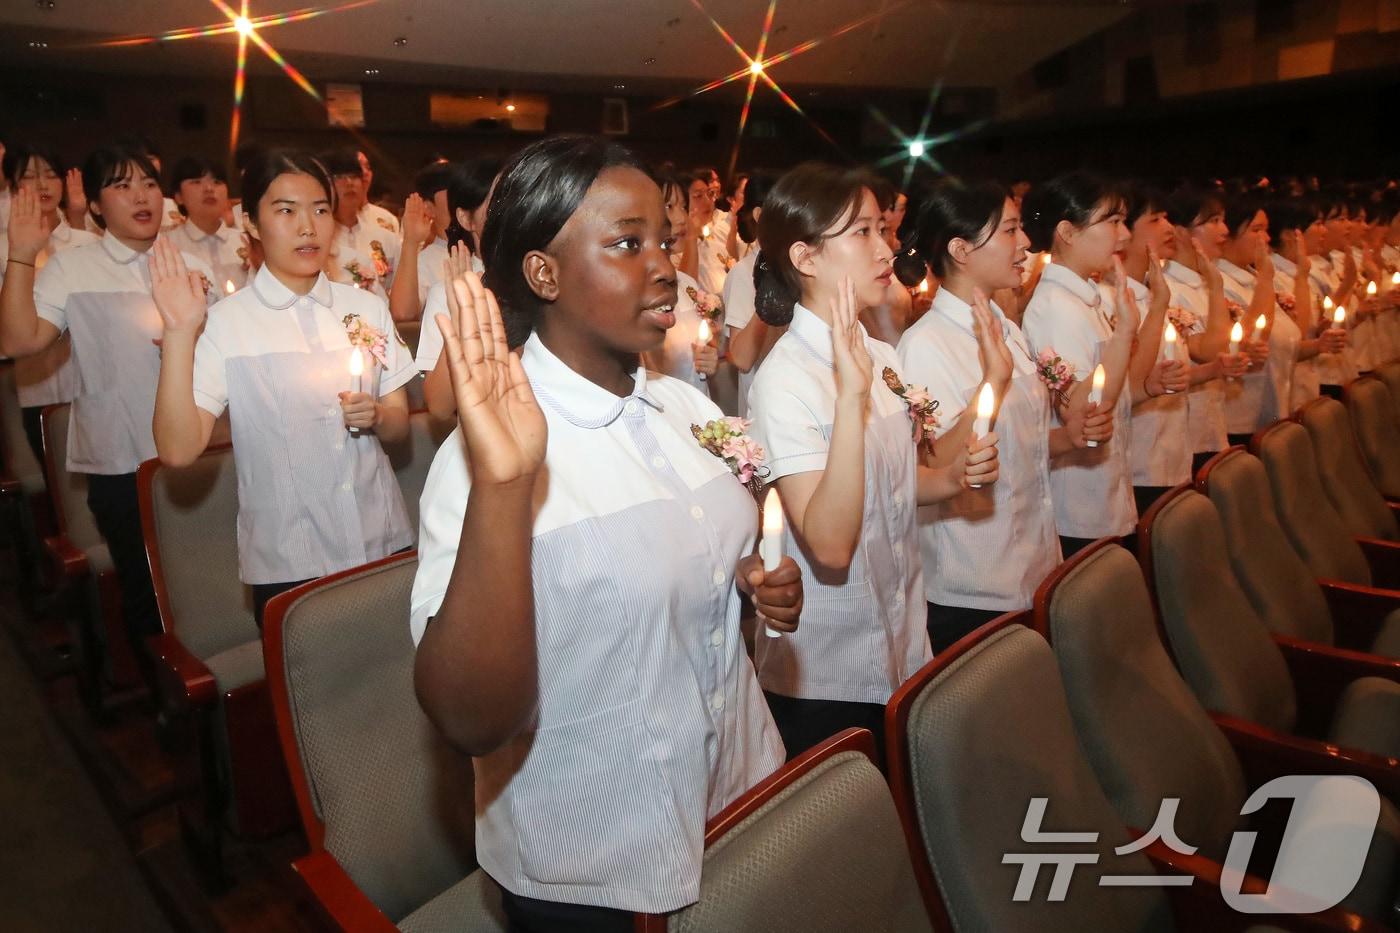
[247,366,1400,931]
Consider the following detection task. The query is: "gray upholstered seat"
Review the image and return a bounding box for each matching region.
[1147,489,1400,763]
[1378,363,1400,425]
[383,411,456,532]
[270,556,504,930]
[1039,544,1247,860]
[1255,421,1374,586]
[1203,449,1400,658]
[666,748,929,933]
[1348,376,1400,500]
[896,624,1174,932]
[1300,398,1399,541]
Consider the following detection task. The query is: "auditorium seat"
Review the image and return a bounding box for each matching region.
[1252,421,1400,590]
[637,728,930,933]
[1347,377,1400,500]
[1140,487,1400,771]
[885,615,1230,932]
[41,402,140,712]
[1197,449,1400,659]
[139,447,296,880]
[262,553,506,933]
[1376,363,1400,427]
[1035,538,1399,927]
[1297,398,1399,541]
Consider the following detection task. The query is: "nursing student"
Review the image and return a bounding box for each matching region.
[896,180,1113,652]
[321,147,400,302]
[0,143,98,461]
[1162,186,1247,473]
[1216,195,1278,444]
[0,142,215,684]
[721,172,781,417]
[746,163,1000,758]
[388,160,453,324]
[150,150,416,625]
[166,157,248,295]
[411,135,802,931]
[1020,173,1154,558]
[417,158,502,418]
[1267,199,1343,412]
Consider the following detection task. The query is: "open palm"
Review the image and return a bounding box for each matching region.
[830,275,872,401]
[436,271,546,486]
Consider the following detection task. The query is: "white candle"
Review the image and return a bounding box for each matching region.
[1086,364,1106,448]
[760,487,784,638]
[1163,322,1179,394]
[348,347,365,436]
[1366,280,1378,298]
[969,382,995,488]
[224,279,236,295]
[918,277,930,294]
[1251,313,1267,343]
[695,318,712,383]
[1228,321,1243,356]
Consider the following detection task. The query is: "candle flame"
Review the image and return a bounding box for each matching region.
[348,346,364,377]
[918,277,929,294]
[762,487,783,533]
[1091,364,1106,391]
[1040,252,1051,266]
[1229,321,1244,343]
[1254,314,1267,331]
[701,224,711,239]
[1322,295,1334,311]
[697,319,712,344]
[1334,306,1346,326]
[224,279,236,294]
[1164,321,1178,343]
[1367,280,1378,296]
[1392,272,1399,286]
[976,382,995,419]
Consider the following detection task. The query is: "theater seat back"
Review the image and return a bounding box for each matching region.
[1201,450,1334,645]
[1145,490,1296,734]
[1346,376,1400,500]
[1298,397,1397,541]
[1255,421,1371,586]
[1040,543,1246,860]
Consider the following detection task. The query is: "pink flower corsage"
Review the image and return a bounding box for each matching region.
[1275,292,1297,317]
[342,313,390,368]
[344,259,376,291]
[1166,305,1197,333]
[369,240,393,279]
[692,416,768,499]
[882,367,940,446]
[686,285,724,323]
[1034,349,1076,407]
[1226,299,1245,322]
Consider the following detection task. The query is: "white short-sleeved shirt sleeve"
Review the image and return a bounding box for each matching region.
[414,253,484,372]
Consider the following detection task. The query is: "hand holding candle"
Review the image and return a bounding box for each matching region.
[1228,320,1243,355]
[1085,364,1106,447]
[693,318,715,382]
[759,487,786,638]
[1251,313,1267,343]
[344,347,369,436]
[969,382,995,488]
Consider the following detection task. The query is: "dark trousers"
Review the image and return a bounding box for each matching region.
[500,887,633,933]
[1321,384,1343,401]
[252,579,312,629]
[926,602,1005,655]
[1059,533,1135,560]
[1226,432,1253,449]
[22,405,45,466]
[1133,485,1172,520]
[1191,450,1221,478]
[763,690,886,764]
[85,471,160,687]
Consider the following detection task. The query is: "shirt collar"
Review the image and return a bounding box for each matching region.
[1124,275,1149,301]
[1163,259,1201,288]
[48,217,76,246]
[1040,260,1101,308]
[1216,258,1255,287]
[100,235,149,265]
[522,332,662,430]
[1271,252,1297,277]
[250,262,334,310]
[788,302,865,368]
[182,221,233,245]
[930,286,1013,337]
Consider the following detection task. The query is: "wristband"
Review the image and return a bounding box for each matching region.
[6,258,35,268]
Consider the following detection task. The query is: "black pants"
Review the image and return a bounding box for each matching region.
[1321,384,1343,401]
[763,690,886,764]
[1133,485,1172,520]
[1226,432,1253,449]
[85,471,160,687]
[926,602,1005,655]
[500,887,633,933]
[1059,534,1135,560]
[21,405,45,467]
[1191,450,1221,478]
[252,579,313,629]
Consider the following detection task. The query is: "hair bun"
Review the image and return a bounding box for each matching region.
[752,252,796,326]
[892,245,926,289]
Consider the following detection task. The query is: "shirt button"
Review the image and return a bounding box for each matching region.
[710,628,723,647]
[690,505,705,521]
[712,568,725,586]
[625,400,639,416]
[334,440,344,451]
[341,482,352,492]
[651,455,666,469]
[710,692,725,711]
[328,406,338,417]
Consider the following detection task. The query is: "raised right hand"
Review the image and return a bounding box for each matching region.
[6,186,52,264]
[436,271,546,486]
[830,275,873,403]
[970,287,1013,395]
[1195,242,1224,295]
[149,238,209,336]
[401,193,435,250]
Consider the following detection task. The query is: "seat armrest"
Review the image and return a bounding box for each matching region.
[1212,712,1400,802]
[148,633,218,709]
[293,851,399,933]
[1274,636,1400,738]
[1147,839,1389,932]
[44,534,88,578]
[1317,579,1399,651]
[1356,536,1400,589]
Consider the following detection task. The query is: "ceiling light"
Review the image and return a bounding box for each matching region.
[643,56,656,65]
[749,60,763,75]
[908,140,926,158]
[28,40,49,48]
[613,83,626,90]
[505,103,516,112]
[393,36,407,47]
[233,16,253,36]
[364,68,379,75]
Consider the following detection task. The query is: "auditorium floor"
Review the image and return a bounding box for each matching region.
[0,547,324,932]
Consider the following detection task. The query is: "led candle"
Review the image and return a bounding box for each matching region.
[695,318,712,382]
[1163,322,1179,394]
[1333,305,1346,329]
[1391,272,1399,287]
[348,347,365,436]
[918,277,930,294]
[1228,321,1243,356]
[1367,280,1378,298]
[224,279,236,295]
[760,487,785,638]
[969,382,995,489]
[1251,313,1267,343]
[1086,364,1106,448]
